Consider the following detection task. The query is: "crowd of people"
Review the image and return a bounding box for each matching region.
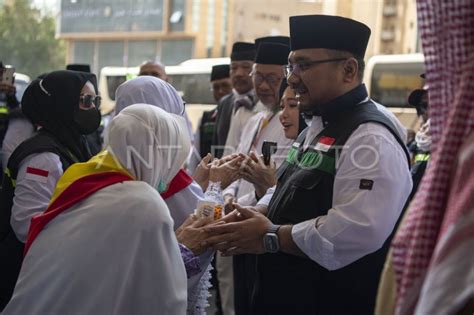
[0,2,472,315]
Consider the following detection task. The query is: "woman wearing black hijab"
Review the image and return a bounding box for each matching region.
[0,70,101,310]
[12,69,101,240]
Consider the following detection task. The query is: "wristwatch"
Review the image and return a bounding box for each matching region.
[263,224,281,253]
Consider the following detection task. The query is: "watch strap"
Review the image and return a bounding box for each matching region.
[267,224,280,234]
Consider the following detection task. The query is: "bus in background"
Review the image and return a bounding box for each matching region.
[364,53,425,129]
[14,73,31,101]
[98,57,230,131]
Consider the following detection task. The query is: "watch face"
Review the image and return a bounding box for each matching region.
[263,233,279,253]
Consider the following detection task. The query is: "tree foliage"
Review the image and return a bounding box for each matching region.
[0,0,65,79]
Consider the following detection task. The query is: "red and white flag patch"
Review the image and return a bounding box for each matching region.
[315,136,336,152]
[25,167,49,183]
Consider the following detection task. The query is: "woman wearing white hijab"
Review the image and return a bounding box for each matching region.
[114,78,241,314]
[3,105,189,314]
[114,76,203,230]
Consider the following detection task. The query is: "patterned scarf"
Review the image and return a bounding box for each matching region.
[390,1,474,314]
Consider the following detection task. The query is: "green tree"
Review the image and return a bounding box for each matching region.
[0,0,65,79]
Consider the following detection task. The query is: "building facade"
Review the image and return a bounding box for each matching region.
[58,0,419,74]
[232,0,420,58]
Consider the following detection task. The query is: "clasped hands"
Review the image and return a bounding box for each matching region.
[193,151,276,197]
[183,152,277,256]
[176,203,272,256]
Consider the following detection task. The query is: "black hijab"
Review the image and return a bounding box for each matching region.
[278,80,307,134]
[21,70,98,162]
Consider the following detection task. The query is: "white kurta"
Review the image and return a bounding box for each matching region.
[222,101,266,157]
[224,110,292,204]
[4,181,187,315]
[258,103,412,271]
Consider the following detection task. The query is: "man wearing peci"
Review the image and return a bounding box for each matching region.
[204,14,412,315]
[212,42,261,159]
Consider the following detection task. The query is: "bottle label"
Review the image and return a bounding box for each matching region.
[196,200,223,220]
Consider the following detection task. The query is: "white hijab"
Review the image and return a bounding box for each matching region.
[4,105,190,315]
[106,104,190,187]
[115,76,185,116]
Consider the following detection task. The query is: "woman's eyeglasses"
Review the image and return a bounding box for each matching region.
[80,94,101,109]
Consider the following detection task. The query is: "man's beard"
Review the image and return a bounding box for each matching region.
[298,100,321,117]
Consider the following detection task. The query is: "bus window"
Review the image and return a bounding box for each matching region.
[364,54,426,129]
[370,62,425,108]
[98,58,229,128]
[168,73,215,105]
[106,75,127,101]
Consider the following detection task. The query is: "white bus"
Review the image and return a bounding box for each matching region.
[14,73,31,101]
[98,57,230,131]
[364,53,425,129]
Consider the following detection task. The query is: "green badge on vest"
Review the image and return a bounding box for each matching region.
[286,147,335,174]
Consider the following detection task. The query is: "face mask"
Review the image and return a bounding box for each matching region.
[156,179,167,193]
[73,108,101,135]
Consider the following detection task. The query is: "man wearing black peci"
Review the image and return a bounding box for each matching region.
[203,15,412,315]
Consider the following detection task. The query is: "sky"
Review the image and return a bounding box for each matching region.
[32,0,59,15]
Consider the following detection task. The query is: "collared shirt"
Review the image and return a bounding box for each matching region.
[257,101,412,271]
[224,109,293,201]
[222,99,265,157]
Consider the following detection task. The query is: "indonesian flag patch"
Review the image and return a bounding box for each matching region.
[25,167,49,183]
[315,136,336,152]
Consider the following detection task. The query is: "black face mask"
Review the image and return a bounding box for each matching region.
[73,107,101,135]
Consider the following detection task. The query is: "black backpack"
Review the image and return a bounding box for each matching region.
[0,130,77,311]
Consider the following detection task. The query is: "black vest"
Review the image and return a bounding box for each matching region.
[251,85,410,315]
[212,93,235,158]
[0,131,77,311]
[199,108,217,158]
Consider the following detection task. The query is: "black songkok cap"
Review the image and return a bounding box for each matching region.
[255,36,290,50]
[66,64,91,73]
[255,43,290,65]
[210,64,230,81]
[289,15,371,58]
[230,42,256,61]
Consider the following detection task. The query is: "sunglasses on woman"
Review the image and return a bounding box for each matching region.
[80,94,101,109]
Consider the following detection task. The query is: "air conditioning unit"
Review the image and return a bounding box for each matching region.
[383,5,397,16]
[381,30,396,41]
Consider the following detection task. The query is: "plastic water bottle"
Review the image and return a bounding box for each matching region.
[195,181,224,220]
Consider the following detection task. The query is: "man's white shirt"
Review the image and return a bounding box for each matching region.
[257,103,412,270]
[223,108,293,204]
[222,100,266,157]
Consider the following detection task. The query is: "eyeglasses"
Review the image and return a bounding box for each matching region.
[79,94,101,109]
[283,58,347,78]
[251,71,283,87]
